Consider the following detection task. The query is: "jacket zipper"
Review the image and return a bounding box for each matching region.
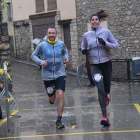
[95,29,100,63]
[53,44,55,79]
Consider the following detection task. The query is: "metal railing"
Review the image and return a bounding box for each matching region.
[75,59,140,86]
[132,58,140,85]
[111,59,132,82]
[0,62,16,131]
[75,63,87,88]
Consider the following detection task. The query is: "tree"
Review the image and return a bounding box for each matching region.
[0,0,8,22]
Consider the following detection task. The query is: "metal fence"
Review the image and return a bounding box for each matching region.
[131,58,140,84]
[0,62,16,131]
[75,63,86,88]
[111,59,132,82]
[75,59,140,85]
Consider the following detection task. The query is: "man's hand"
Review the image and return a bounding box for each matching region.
[82,49,87,55]
[42,60,48,67]
[64,58,69,65]
[98,37,106,46]
[64,64,66,69]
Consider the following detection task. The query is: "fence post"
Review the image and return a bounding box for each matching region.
[127,60,131,83]
[3,62,10,131]
[75,63,86,88]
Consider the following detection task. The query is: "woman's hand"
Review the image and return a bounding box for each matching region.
[98,37,106,46]
[82,49,87,55]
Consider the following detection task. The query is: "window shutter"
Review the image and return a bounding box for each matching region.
[32,16,55,40]
[47,0,57,11]
[33,25,47,39]
[35,0,45,13]
[63,24,71,50]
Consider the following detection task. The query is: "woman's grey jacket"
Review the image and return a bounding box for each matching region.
[81,25,119,64]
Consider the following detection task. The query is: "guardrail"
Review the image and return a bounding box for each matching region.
[75,59,140,86]
[75,63,87,88]
[111,59,132,82]
[132,58,140,85]
[0,61,16,131]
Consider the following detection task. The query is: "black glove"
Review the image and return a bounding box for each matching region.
[98,37,106,46]
[82,49,87,55]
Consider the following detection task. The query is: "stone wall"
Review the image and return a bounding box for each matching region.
[70,19,79,70]
[55,11,62,40]
[76,0,140,60]
[55,12,79,70]
[14,20,33,61]
[0,22,12,91]
[13,12,79,71]
[14,15,63,62]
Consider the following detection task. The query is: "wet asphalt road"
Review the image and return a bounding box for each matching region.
[1,61,140,140]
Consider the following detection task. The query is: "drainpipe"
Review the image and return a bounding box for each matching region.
[10,0,17,57]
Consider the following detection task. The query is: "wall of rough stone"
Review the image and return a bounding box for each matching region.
[55,11,62,40]
[0,22,12,91]
[69,19,79,70]
[14,20,33,61]
[55,12,79,70]
[76,0,140,60]
[13,12,79,71]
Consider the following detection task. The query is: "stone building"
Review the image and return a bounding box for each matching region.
[4,0,140,72]
[10,0,79,70]
[75,0,140,81]
[2,0,15,58]
[76,0,140,60]
[0,22,12,91]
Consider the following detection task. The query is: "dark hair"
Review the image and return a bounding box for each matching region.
[90,10,109,21]
[47,28,57,33]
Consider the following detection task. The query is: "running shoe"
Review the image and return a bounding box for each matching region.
[100,117,110,127]
[56,120,65,129]
[105,95,109,106]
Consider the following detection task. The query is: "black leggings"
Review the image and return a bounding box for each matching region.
[90,60,112,117]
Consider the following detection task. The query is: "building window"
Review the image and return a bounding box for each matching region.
[47,0,57,11]
[63,24,71,50]
[35,0,45,13]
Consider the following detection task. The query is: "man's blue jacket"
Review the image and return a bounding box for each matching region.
[31,36,68,81]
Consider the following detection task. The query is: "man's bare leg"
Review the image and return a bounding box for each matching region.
[57,89,64,116]
[56,89,65,128]
[49,94,56,104]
